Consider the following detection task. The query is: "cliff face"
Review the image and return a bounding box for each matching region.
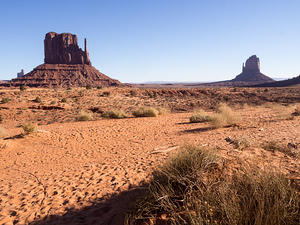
[233,55,274,83]
[6,32,122,88]
[44,32,91,65]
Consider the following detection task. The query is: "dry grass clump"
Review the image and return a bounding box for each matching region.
[210,103,240,128]
[155,107,169,115]
[77,111,93,121]
[102,110,127,119]
[126,145,300,225]
[190,110,212,123]
[292,105,300,116]
[262,141,298,157]
[22,122,36,135]
[133,107,158,117]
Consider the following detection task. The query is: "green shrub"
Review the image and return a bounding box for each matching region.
[1,98,9,104]
[61,98,67,103]
[77,111,93,121]
[97,86,103,90]
[103,91,110,96]
[189,110,212,123]
[102,110,127,119]
[126,146,300,225]
[86,84,92,90]
[20,85,27,91]
[33,96,41,103]
[22,122,36,135]
[133,107,158,117]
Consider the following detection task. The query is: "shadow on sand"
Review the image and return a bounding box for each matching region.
[29,187,145,225]
[181,126,213,133]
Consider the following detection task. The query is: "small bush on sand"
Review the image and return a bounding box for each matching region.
[77,111,93,121]
[292,105,300,116]
[126,145,300,225]
[210,103,240,128]
[22,122,36,135]
[102,110,127,119]
[190,110,212,123]
[20,85,27,91]
[155,107,169,115]
[262,141,298,157]
[1,98,10,104]
[33,96,41,103]
[132,107,158,117]
[86,84,92,90]
[61,98,67,103]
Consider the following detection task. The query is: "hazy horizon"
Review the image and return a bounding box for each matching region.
[1,0,300,83]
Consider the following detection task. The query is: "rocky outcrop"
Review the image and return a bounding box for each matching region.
[44,32,91,65]
[232,55,274,83]
[4,32,122,88]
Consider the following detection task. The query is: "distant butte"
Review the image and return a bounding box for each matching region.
[201,55,275,87]
[232,55,274,84]
[5,32,121,88]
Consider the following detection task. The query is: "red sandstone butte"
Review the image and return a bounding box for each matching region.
[7,32,121,88]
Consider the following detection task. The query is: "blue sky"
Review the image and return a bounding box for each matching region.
[1,0,300,82]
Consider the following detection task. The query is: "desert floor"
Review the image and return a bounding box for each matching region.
[0,87,299,225]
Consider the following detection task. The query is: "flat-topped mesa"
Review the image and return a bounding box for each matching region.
[44,32,91,65]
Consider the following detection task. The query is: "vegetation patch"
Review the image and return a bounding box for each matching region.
[77,111,93,121]
[189,110,212,123]
[102,110,127,119]
[22,122,36,135]
[126,145,300,225]
[262,141,298,157]
[132,107,158,117]
[210,103,241,128]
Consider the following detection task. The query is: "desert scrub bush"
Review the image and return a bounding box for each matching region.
[61,98,67,103]
[0,97,10,104]
[189,109,212,123]
[103,91,110,96]
[86,84,92,90]
[132,107,158,117]
[33,96,41,103]
[19,85,27,91]
[125,145,300,225]
[130,90,137,96]
[210,103,240,128]
[97,86,103,90]
[292,104,300,116]
[262,141,298,157]
[102,110,127,119]
[22,122,36,135]
[77,111,93,121]
[155,107,169,115]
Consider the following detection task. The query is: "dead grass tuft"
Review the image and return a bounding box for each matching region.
[22,122,36,135]
[126,145,300,225]
[262,141,298,157]
[102,110,127,119]
[77,111,93,121]
[133,107,158,117]
[210,103,241,128]
[190,110,212,123]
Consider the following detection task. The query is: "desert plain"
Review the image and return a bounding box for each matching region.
[0,86,299,224]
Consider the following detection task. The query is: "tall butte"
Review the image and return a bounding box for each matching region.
[232,55,274,84]
[8,32,121,87]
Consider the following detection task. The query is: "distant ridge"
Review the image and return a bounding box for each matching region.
[253,75,300,87]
